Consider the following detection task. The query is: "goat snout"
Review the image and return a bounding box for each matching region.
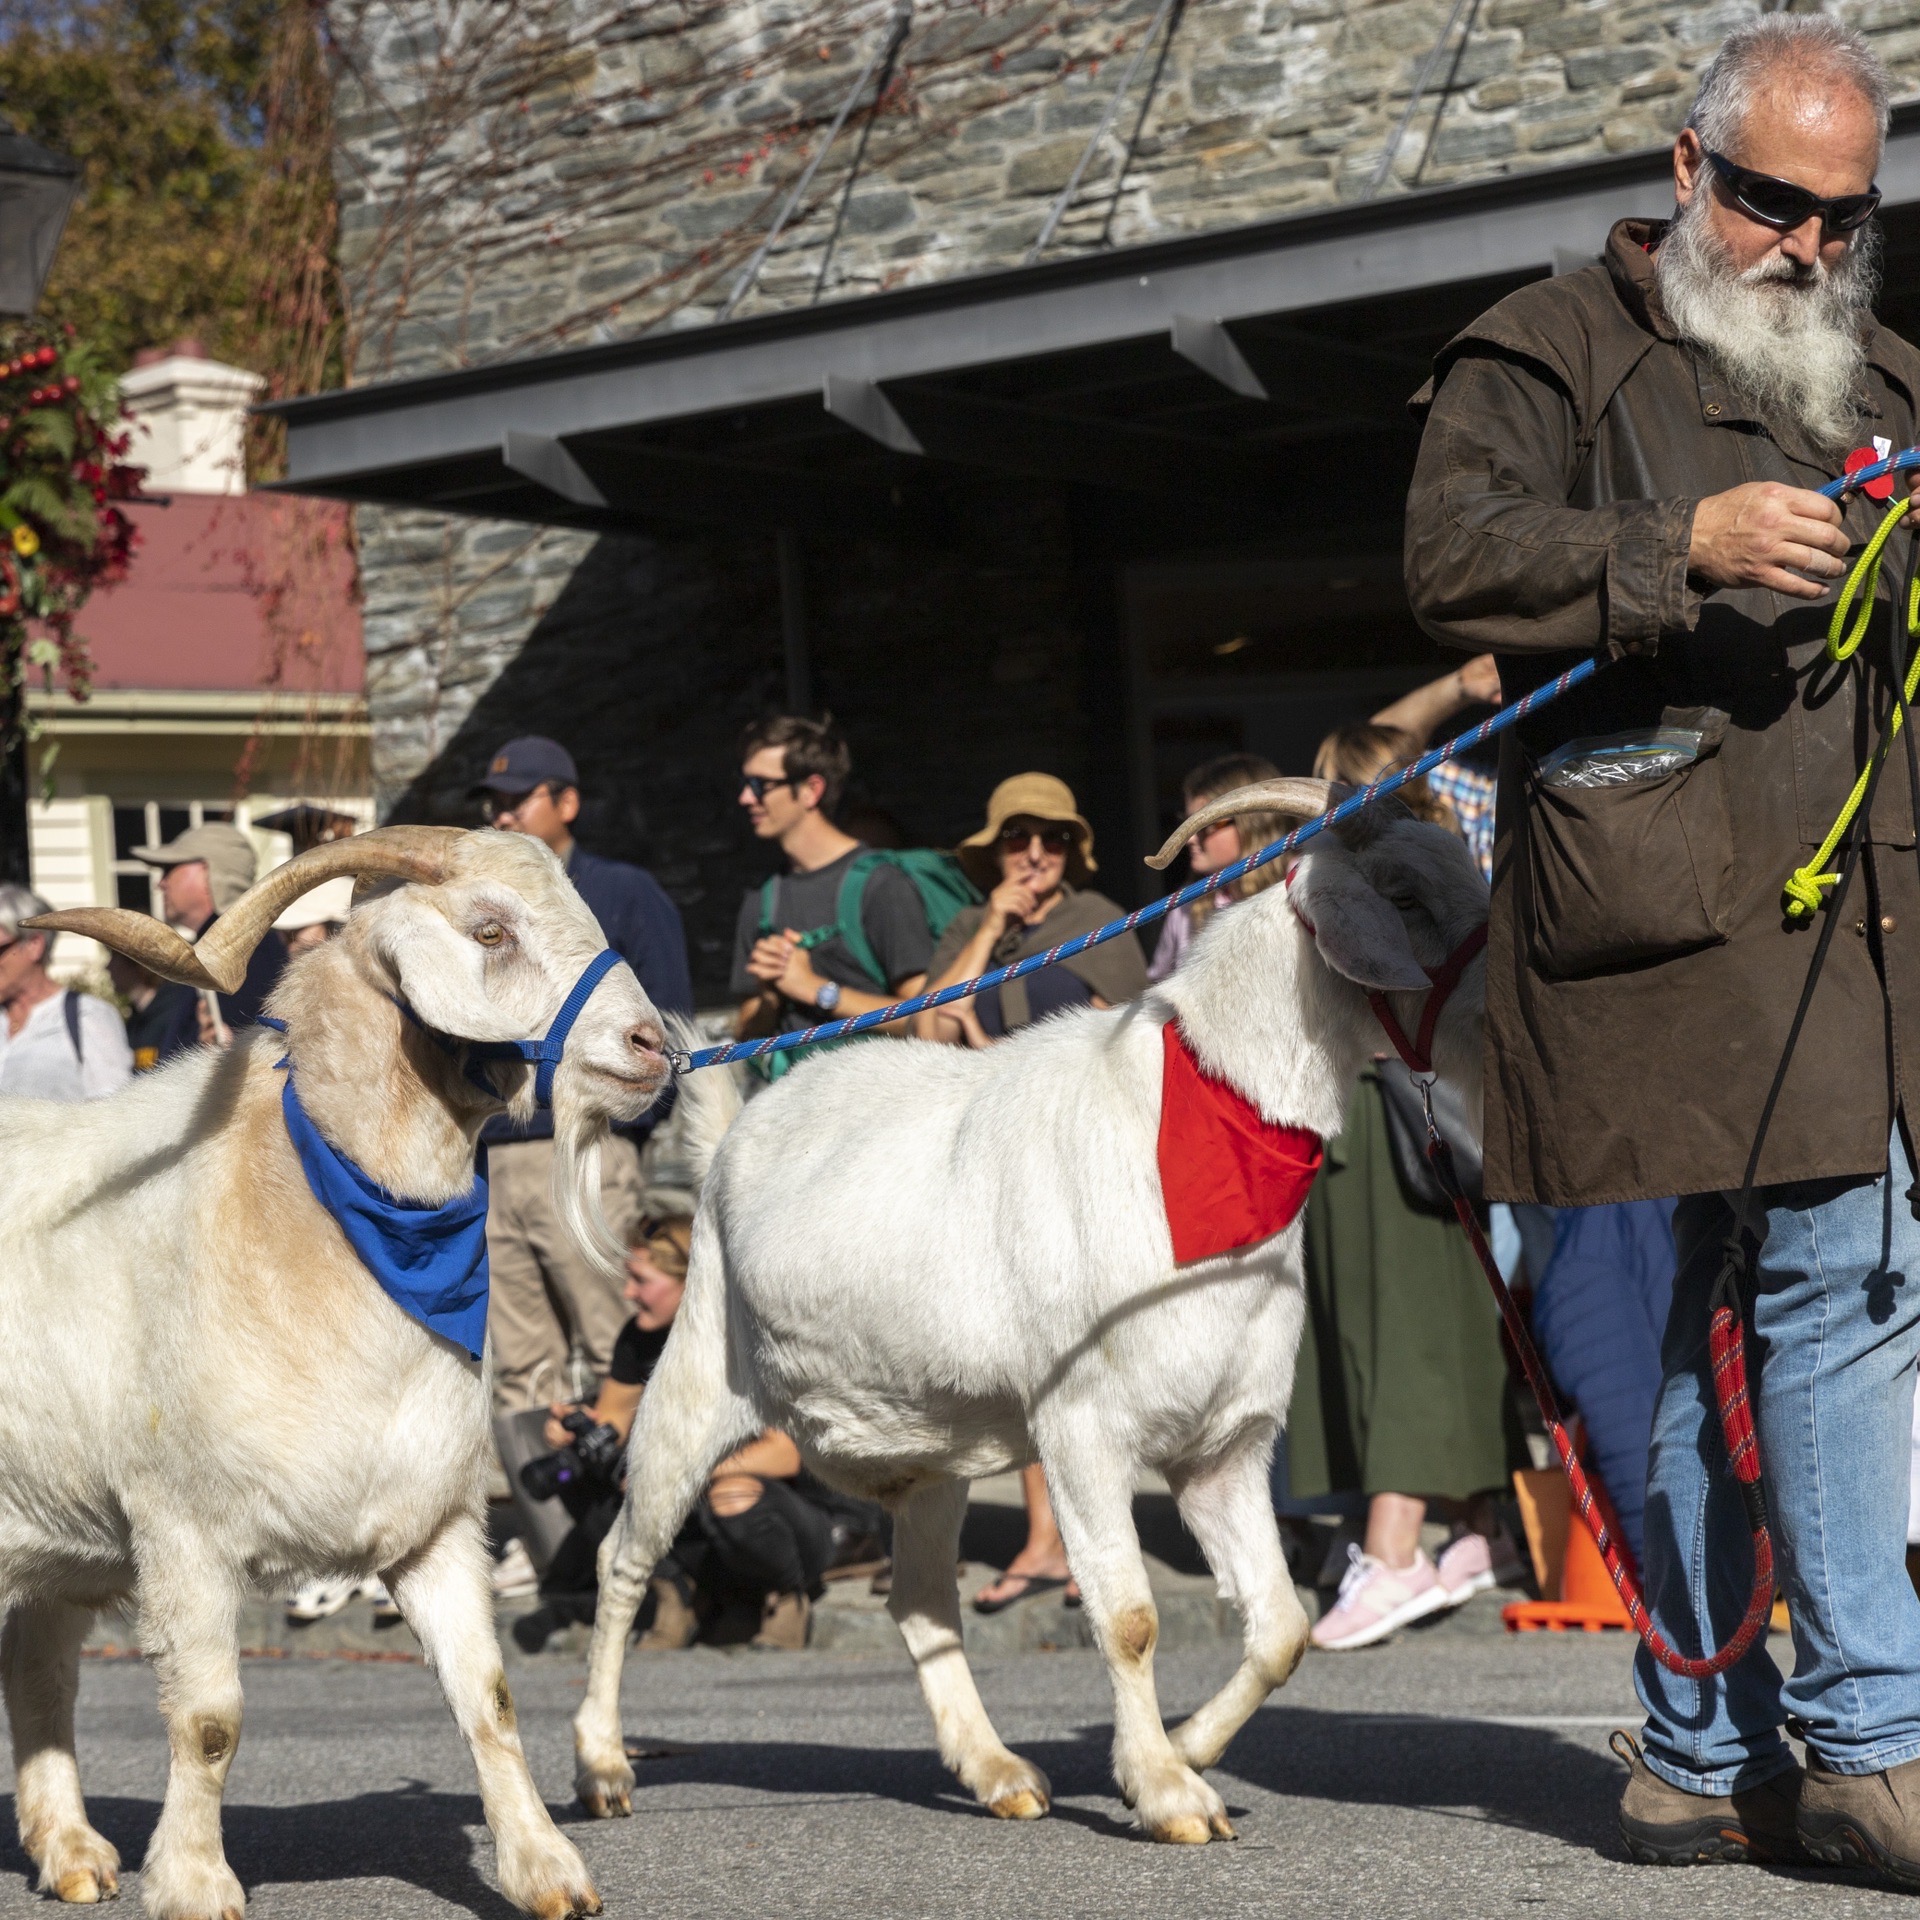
[629,1021,665,1064]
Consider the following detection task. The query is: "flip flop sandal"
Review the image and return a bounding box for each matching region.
[971,1572,1069,1615]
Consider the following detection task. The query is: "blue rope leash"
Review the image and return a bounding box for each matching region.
[668,447,1919,1077]
[673,656,1600,1074]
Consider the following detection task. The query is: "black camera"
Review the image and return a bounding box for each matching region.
[519,1410,625,1503]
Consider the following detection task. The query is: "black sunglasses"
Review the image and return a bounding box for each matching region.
[480,784,550,822]
[740,773,796,802]
[997,822,1076,853]
[1705,149,1880,235]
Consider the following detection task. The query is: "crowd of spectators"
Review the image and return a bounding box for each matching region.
[2,675,1670,1655]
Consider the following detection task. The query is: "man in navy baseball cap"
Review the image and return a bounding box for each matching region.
[472,733,694,1535]
[469,735,580,803]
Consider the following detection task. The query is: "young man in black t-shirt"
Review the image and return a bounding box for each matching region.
[731,716,931,1042]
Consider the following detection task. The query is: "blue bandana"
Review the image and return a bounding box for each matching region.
[277,1069,490,1361]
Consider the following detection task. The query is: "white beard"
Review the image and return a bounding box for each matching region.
[1655,190,1878,456]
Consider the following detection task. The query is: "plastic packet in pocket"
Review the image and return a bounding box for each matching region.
[1538,727,1705,789]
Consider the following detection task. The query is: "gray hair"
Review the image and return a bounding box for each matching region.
[1688,15,1892,156]
[0,884,53,943]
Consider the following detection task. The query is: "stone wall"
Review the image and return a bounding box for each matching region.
[335,0,1920,996]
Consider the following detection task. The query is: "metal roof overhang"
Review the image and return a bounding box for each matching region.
[267,106,1920,540]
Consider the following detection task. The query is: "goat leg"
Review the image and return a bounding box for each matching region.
[387,1516,601,1919]
[136,1565,247,1920]
[887,1478,1052,1819]
[2,1599,121,1904]
[1165,1436,1310,1771]
[1040,1435,1236,1844]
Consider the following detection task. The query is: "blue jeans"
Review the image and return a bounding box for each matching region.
[1637,1129,1920,1791]
[1533,1199,1676,1568]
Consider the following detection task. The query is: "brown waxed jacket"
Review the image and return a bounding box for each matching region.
[1405,218,1920,1206]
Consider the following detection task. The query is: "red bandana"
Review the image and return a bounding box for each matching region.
[1157,1020,1323,1266]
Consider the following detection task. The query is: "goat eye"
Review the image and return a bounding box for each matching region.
[473,921,507,948]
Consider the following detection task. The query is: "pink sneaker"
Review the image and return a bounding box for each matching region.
[1435,1531,1494,1606]
[1311,1545,1448,1650]
[1435,1529,1525,1609]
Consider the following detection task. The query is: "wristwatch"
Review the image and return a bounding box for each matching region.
[814,978,842,1013]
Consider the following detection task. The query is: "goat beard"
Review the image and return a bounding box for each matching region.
[1655,189,1878,457]
[550,1092,631,1284]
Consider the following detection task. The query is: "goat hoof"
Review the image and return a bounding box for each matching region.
[526,1889,601,1920]
[989,1788,1049,1821]
[136,1852,244,1920]
[1133,1762,1231,1845]
[974,1753,1051,1822]
[1149,1814,1213,1845]
[38,1828,120,1904]
[575,1760,635,1820]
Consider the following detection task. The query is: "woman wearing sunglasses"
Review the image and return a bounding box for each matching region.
[914,773,1146,1050]
[915,774,1148,1614]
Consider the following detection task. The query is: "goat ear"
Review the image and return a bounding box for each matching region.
[1289,847,1431,992]
[367,902,527,1044]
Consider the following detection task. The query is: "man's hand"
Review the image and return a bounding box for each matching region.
[1688,482,1852,600]
[748,927,826,1006]
[744,931,794,985]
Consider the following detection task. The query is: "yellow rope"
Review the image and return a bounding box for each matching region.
[1783,499,1920,919]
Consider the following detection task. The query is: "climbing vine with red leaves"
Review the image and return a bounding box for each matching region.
[0,328,145,785]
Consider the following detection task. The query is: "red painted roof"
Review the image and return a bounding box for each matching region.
[74,493,362,696]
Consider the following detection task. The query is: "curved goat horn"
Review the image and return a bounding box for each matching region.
[24,825,463,993]
[1145,778,1333,871]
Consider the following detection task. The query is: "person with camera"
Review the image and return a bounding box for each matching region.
[516,1219,885,1652]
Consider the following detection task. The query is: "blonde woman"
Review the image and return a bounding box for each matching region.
[1145,752,1290,982]
[1292,722,1523,1650]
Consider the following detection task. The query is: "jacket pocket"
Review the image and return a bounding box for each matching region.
[1524,743,1735,979]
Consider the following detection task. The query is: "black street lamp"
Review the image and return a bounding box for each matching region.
[0,126,79,887]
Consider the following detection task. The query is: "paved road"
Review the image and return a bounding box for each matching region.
[1,1628,1907,1919]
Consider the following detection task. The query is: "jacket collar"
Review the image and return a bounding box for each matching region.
[1606,217,1674,340]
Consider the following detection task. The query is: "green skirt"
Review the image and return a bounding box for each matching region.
[1286,1073,1525,1503]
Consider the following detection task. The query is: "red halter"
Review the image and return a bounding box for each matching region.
[1282,863,1487,1075]
[1364,921,1488,1075]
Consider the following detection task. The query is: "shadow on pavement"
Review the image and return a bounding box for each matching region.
[0,1787,524,1917]
[1224,1704,1624,1851]
[604,1700,1631,1854]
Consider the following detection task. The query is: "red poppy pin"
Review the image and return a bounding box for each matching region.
[1846,436,1896,502]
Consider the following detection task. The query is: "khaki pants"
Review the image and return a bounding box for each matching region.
[486,1134,644,1413]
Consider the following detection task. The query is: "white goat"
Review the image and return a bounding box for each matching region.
[573,778,1489,1845]
[4,827,668,1920]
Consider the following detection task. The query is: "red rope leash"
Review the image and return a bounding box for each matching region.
[1429,1126,1776,1679]
[1353,915,1775,1679]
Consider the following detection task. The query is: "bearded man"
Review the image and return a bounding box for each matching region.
[1406,16,1920,1883]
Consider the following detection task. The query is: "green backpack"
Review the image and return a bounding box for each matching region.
[753,849,981,1080]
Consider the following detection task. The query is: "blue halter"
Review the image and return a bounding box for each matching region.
[454,947,624,1108]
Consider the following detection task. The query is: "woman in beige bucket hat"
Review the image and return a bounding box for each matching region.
[917,773,1148,1610]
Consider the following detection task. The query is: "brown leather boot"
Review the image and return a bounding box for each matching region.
[750,1589,811,1650]
[1615,1732,1807,1865]
[636,1575,699,1651]
[1799,1754,1920,1886]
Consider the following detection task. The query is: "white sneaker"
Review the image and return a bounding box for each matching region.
[286,1577,359,1623]
[1310,1545,1449,1651]
[491,1538,539,1600]
[287,1575,399,1623]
